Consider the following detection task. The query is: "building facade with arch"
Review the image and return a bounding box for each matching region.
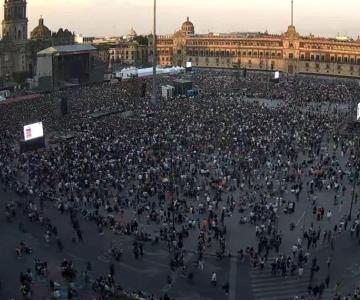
[156,18,360,78]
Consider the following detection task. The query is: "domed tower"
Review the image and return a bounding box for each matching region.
[2,0,28,43]
[127,27,137,40]
[181,17,194,35]
[31,16,51,40]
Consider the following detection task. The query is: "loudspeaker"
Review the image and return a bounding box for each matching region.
[61,97,68,115]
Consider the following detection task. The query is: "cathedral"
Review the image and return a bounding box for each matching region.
[0,0,74,84]
[0,0,28,82]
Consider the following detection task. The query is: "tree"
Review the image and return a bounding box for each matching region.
[12,71,30,85]
[134,35,149,46]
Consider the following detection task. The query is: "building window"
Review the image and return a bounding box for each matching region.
[337,57,342,63]
[289,53,294,59]
[248,60,252,65]
[321,55,325,61]
[305,63,309,68]
[326,64,330,69]
[315,55,320,61]
[300,54,305,60]
[310,55,314,60]
[344,57,348,63]
[316,64,320,69]
[330,56,335,62]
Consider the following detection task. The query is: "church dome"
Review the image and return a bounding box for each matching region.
[31,16,51,40]
[127,28,137,39]
[181,17,194,35]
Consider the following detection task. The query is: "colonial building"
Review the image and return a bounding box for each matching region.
[109,41,148,67]
[156,17,360,78]
[0,0,75,83]
[0,0,28,81]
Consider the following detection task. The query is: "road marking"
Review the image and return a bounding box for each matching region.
[228,256,238,300]
[295,210,306,227]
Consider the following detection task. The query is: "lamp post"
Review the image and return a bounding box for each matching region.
[151,0,158,108]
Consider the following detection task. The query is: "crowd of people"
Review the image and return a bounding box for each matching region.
[1,69,360,299]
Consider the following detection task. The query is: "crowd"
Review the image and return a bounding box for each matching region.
[1,69,360,299]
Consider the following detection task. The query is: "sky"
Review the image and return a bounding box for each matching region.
[3,0,360,38]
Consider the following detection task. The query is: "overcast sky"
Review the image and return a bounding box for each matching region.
[4,0,359,38]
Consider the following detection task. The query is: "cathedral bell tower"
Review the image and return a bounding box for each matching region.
[2,0,28,43]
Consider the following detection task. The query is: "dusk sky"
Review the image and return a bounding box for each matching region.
[4,0,360,38]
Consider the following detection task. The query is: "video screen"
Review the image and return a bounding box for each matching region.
[186,62,192,68]
[357,103,360,121]
[23,122,44,141]
[274,71,280,79]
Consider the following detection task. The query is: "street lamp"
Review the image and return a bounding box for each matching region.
[151,0,158,108]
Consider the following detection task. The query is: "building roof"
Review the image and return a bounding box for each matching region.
[37,44,97,56]
[31,17,51,40]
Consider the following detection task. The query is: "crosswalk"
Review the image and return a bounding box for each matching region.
[249,264,334,300]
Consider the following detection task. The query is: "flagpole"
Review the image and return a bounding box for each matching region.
[151,0,158,107]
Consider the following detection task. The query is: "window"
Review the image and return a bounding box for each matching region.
[315,55,320,61]
[305,63,309,68]
[248,60,252,65]
[316,64,320,69]
[344,57,348,63]
[289,53,294,59]
[326,64,330,69]
[331,56,335,62]
[321,55,325,61]
[310,55,314,61]
[300,54,305,60]
[337,57,342,63]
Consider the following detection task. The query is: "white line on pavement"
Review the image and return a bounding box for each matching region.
[228,256,238,300]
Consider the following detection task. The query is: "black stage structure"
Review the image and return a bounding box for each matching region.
[36,45,105,92]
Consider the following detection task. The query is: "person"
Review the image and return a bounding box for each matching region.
[211,272,217,286]
[325,274,330,288]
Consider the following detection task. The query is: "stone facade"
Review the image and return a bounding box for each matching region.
[0,0,75,83]
[110,42,148,67]
[0,0,28,81]
[156,18,360,78]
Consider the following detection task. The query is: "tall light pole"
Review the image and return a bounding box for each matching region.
[151,0,158,107]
